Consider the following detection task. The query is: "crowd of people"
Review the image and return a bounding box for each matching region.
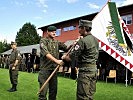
[0,55,10,69]
[0,53,40,73]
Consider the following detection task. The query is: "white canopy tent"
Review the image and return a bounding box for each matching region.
[1,44,40,55]
[1,40,75,55]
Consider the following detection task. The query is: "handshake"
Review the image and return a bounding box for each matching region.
[61,53,71,62]
[55,53,71,66]
[54,53,71,66]
[58,36,82,66]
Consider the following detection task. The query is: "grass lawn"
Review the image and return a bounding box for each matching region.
[0,68,133,100]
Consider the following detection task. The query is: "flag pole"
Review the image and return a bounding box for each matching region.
[107,0,111,3]
[125,68,128,87]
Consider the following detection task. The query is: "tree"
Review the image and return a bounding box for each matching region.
[15,22,41,46]
[0,40,11,53]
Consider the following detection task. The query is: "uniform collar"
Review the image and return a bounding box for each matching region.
[12,48,17,51]
[46,36,54,41]
[83,32,92,37]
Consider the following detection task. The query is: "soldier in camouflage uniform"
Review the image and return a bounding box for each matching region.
[7,42,21,92]
[0,55,2,68]
[63,19,99,100]
[38,26,68,100]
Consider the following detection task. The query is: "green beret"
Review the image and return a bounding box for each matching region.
[79,19,92,27]
[11,41,17,45]
[47,26,57,32]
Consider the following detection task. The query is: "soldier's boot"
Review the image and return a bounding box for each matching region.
[7,87,13,91]
[8,84,17,92]
[38,94,47,100]
[7,84,13,91]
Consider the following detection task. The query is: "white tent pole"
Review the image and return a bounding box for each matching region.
[125,68,128,87]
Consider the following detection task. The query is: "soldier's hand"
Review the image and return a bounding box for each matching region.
[12,66,16,70]
[61,54,66,59]
[56,60,64,66]
[61,54,71,62]
[74,36,83,44]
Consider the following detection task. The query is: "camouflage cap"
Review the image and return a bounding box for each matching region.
[11,41,17,45]
[47,26,57,32]
[79,19,92,27]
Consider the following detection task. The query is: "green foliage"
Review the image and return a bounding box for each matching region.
[15,22,41,46]
[0,40,11,53]
[1,69,133,100]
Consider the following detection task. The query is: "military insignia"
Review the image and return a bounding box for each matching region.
[18,53,20,57]
[75,45,80,50]
[40,43,44,48]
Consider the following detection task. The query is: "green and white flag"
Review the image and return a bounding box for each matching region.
[91,2,133,71]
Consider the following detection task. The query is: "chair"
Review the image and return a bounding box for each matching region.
[106,70,116,83]
[129,73,133,85]
[64,67,71,77]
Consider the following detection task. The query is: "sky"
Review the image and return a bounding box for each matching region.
[0,0,132,43]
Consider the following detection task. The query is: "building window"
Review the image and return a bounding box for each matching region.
[63,27,69,32]
[63,26,76,32]
[121,14,132,25]
[69,26,76,31]
[56,29,61,36]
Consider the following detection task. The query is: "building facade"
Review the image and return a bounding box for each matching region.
[39,4,133,43]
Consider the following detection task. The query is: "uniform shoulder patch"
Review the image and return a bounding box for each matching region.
[74,45,80,50]
[40,43,44,48]
[17,50,21,57]
[17,51,21,57]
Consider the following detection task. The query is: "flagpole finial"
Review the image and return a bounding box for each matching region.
[106,0,111,5]
[108,0,111,2]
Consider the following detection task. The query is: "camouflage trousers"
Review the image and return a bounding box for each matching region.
[9,68,19,85]
[76,72,97,100]
[38,69,57,100]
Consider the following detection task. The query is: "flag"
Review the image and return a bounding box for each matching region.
[119,17,133,54]
[91,1,133,71]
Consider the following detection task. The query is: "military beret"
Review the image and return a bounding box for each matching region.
[47,26,57,32]
[11,41,17,45]
[79,19,92,27]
